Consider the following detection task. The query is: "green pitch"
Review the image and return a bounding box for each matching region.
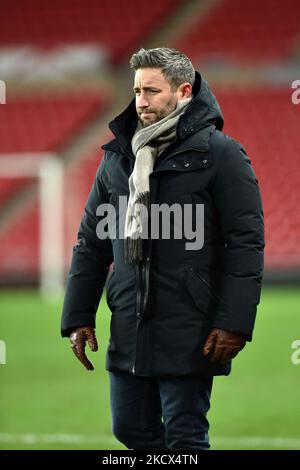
[0,287,299,450]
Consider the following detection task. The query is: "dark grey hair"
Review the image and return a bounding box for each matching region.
[130,47,195,89]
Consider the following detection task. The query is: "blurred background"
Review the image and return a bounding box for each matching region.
[0,0,299,450]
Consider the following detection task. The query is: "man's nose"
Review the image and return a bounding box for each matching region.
[137,93,149,108]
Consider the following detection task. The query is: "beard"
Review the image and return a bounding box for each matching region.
[138,99,178,127]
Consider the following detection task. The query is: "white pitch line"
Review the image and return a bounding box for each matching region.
[213,437,300,449]
[0,433,116,445]
[0,434,300,448]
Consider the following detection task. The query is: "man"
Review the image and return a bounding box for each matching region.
[61,48,264,450]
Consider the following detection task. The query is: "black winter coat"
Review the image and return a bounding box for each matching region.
[61,72,264,378]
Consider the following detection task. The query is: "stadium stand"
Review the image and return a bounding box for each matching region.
[0,94,107,209]
[0,179,32,210]
[174,0,300,65]
[0,0,184,63]
[0,94,107,153]
[0,145,106,281]
[0,0,299,284]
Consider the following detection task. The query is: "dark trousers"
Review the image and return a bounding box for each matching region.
[109,371,213,450]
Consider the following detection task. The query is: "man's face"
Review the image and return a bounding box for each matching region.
[133,68,179,127]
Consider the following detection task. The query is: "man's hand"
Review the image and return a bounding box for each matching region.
[70,326,98,371]
[203,328,246,363]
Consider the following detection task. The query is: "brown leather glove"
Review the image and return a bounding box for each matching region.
[203,328,246,363]
[70,326,98,371]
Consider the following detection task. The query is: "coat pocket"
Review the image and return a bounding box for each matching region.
[184,266,219,317]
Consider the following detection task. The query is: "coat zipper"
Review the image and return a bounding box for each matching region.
[142,260,150,315]
[132,264,143,374]
[132,260,150,375]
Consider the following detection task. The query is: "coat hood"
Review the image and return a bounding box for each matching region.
[106,72,224,151]
[177,71,224,139]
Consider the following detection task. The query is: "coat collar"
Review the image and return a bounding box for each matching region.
[103,71,224,155]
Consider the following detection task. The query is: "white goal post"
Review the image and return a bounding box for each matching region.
[0,153,64,296]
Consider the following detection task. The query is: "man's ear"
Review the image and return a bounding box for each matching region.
[176,82,193,99]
